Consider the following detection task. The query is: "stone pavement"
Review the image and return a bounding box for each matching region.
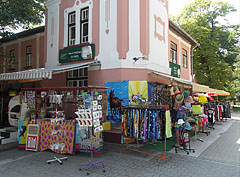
[0,116,239,177]
[199,121,240,165]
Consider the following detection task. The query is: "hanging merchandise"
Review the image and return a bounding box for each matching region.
[25,91,35,109]
[149,83,172,106]
[121,105,170,163]
[123,108,166,141]
[192,105,202,115]
[198,95,208,103]
[165,110,172,138]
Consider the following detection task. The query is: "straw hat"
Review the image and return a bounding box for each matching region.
[173,90,182,98]
[185,96,194,103]
[175,94,184,104]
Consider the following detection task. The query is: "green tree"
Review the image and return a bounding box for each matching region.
[0,0,45,38]
[229,54,240,99]
[172,0,240,91]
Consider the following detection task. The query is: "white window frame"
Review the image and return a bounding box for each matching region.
[182,49,187,68]
[26,46,32,67]
[67,79,88,87]
[68,12,76,46]
[80,8,89,44]
[67,68,88,87]
[170,42,177,64]
[10,50,15,69]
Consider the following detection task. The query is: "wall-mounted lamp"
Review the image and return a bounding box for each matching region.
[132,56,147,63]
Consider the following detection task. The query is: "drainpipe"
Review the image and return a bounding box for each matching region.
[191,43,200,82]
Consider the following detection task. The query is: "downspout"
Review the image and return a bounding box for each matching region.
[191,43,200,82]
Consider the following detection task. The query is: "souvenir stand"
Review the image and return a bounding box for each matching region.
[75,91,105,175]
[121,104,171,163]
[20,86,108,168]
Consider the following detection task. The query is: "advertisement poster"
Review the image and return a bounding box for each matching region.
[129,81,148,105]
[105,81,129,122]
[17,120,35,145]
[26,124,40,151]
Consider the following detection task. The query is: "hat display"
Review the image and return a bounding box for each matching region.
[182,102,193,110]
[183,122,192,130]
[177,119,185,125]
[175,94,184,104]
[174,90,182,98]
[178,106,186,116]
[186,117,195,123]
[185,96,194,103]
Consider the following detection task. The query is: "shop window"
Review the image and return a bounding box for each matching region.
[67,68,88,87]
[170,42,177,64]
[182,49,187,68]
[68,12,76,46]
[26,46,32,67]
[78,68,88,78]
[9,50,15,69]
[80,8,89,43]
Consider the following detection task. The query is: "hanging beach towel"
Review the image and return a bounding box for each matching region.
[165,110,172,138]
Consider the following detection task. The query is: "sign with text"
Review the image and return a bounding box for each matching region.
[169,62,180,78]
[26,124,39,151]
[59,44,95,63]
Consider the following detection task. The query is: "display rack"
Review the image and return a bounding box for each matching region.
[21,87,109,167]
[75,92,105,175]
[120,105,170,163]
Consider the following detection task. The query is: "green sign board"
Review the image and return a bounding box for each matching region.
[169,62,180,77]
[59,44,95,63]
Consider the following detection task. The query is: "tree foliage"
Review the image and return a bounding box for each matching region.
[229,54,240,98]
[172,0,240,94]
[0,0,45,38]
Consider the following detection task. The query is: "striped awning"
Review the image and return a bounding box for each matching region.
[0,61,96,81]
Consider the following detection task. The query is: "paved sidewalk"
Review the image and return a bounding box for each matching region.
[199,121,240,165]
[0,114,239,177]
[168,119,236,157]
[0,139,239,177]
[0,144,239,177]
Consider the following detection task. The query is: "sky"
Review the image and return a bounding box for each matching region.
[168,0,240,25]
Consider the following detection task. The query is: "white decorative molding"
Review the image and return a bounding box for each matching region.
[63,0,93,47]
[45,0,61,8]
[126,0,142,62]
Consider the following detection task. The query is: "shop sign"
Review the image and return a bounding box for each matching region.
[59,44,95,63]
[169,62,180,78]
[26,124,39,151]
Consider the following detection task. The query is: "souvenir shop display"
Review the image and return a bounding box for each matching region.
[75,92,105,175]
[44,117,73,165]
[175,122,195,155]
[150,84,172,106]
[19,87,108,167]
[121,105,171,163]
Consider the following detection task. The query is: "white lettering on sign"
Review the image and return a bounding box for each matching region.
[28,136,37,148]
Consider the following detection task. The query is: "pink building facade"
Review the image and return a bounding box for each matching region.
[0,0,198,127]
[43,0,196,88]
[0,0,197,95]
